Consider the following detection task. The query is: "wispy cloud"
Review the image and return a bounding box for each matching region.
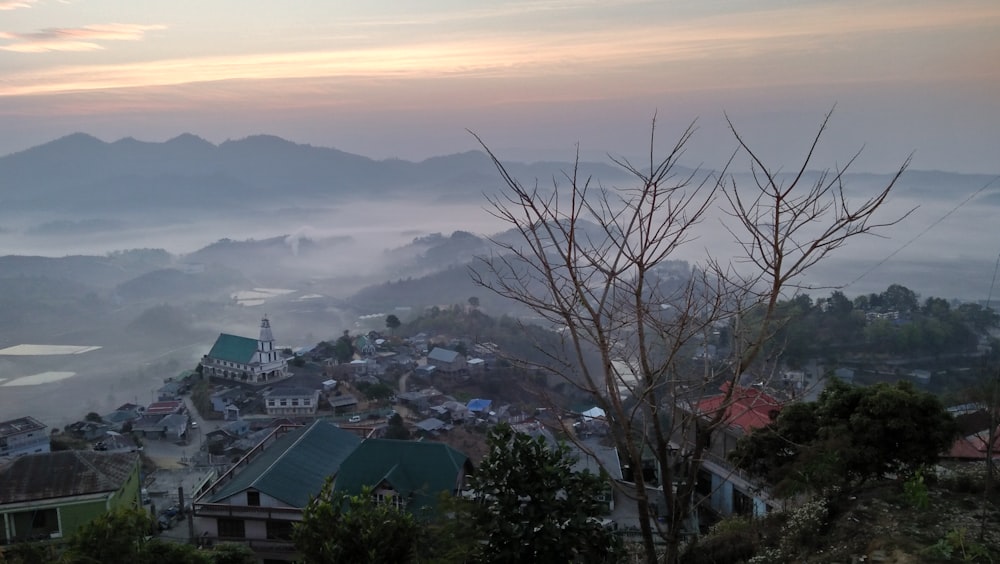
[0,2,996,96]
[0,0,38,11]
[0,23,165,53]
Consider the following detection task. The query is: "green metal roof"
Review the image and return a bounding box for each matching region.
[207,420,361,508]
[207,333,258,364]
[334,439,469,513]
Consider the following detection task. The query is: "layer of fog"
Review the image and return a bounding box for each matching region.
[2,169,998,429]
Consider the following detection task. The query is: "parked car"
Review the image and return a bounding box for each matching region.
[348,415,362,423]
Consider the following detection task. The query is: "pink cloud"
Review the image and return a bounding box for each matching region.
[0,23,165,53]
[0,0,37,10]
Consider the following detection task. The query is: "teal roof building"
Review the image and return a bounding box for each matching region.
[334,439,472,514]
[201,317,288,384]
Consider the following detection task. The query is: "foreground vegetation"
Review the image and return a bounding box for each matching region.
[687,468,1000,563]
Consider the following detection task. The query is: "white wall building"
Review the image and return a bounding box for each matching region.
[201,318,288,385]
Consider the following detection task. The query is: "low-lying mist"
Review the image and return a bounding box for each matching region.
[0,144,997,429]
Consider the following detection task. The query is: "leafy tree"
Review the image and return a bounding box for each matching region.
[65,506,156,563]
[59,507,252,564]
[360,382,393,402]
[385,413,411,440]
[138,540,212,564]
[923,296,951,318]
[207,543,257,564]
[470,111,908,563]
[469,424,621,563]
[294,479,418,564]
[881,283,919,313]
[385,314,401,334]
[0,542,57,564]
[468,296,480,308]
[730,379,957,496]
[826,290,853,315]
[418,494,483,563]
[84,412,102,423]
[956,302,1000,334]
[334,330,354,364]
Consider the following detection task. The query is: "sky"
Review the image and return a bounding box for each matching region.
[0,0,998,173]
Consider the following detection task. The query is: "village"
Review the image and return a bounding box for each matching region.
[2,310,999,562]
[0,315,633,560]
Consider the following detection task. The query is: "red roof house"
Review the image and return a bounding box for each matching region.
[695,382,782,435]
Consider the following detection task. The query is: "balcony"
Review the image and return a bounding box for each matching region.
[200,536,296,554]
[194,502,303,521]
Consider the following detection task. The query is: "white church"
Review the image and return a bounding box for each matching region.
[201,317,289,385]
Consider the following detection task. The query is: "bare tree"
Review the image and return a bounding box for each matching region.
[470,110,910,563]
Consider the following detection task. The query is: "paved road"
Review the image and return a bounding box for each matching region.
[142,395,223,468]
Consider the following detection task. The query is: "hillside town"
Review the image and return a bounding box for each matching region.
[4,290,1000,563]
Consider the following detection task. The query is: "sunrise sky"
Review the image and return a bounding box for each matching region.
[1,0,998,172]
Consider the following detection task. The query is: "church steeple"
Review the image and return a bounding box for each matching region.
[259,316,274,353]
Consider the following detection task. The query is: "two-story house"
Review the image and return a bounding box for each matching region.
[688,383,783,518]
[0,451,141,547]
[0,417,49,458]
[264,387,320,417]
[193,420,361,561]
[201,317,288,385]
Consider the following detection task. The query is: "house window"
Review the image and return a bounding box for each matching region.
[266,519,294,540]
[374,491,406,510]
[733,489,753,516]
[291,399,299,406]
[246,490,260,507]
[280,399,288,407]
[303,399,311,407]
[32,509,51,529]
[217,518,245,539]
[19,508,59,538]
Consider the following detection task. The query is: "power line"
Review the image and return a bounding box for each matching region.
[845,175,1000,290]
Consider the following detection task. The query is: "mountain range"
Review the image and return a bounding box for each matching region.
[2,132,996,217]
[0,133,637,215]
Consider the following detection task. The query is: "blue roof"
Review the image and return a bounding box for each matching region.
[467,398,492,412]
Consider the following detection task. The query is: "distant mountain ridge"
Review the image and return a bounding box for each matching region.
[1,132,995,220]
[0,133,635,214]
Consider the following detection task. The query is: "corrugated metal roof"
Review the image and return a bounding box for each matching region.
[427,347,460,363]
[334,439,468,511]
[207,333,258,364]
[0,451,138,504]
[0,416,46,439]
[206,420,361,508]
[267,387,317,399]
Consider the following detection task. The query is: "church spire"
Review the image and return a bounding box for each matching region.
[259,316,274,344]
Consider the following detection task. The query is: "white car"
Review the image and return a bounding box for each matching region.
[348,415,362,423]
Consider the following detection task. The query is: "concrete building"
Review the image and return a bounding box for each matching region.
[264,388,320,417]
[0,417,49,458]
